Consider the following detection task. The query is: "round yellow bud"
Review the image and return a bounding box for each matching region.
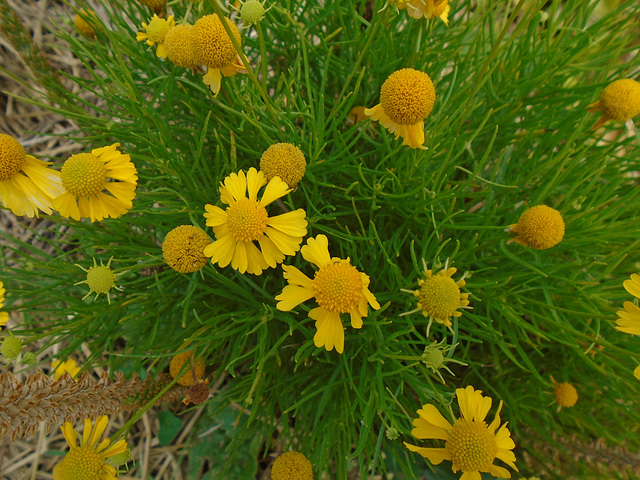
[380,68,436,125]
[599,78,640,121]
[162,225,210,273]
[259,143,306,188]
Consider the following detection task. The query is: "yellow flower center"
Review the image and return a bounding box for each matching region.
[380,68,436,125]
[600,78,640,121]
[313,261,363,313]
[60,446,105,480]
[225,197,269,242]
[259,143,307,188]
[0,133,26,180]
[192,14,242,69]
[417,274,461,320]
[165,25,197,69]
[146,16,172,43]
[513,205,565,250]
[170,351,206,386]
[271,451,313,480]
[61,153,107,197]
[86,265,116,294]
[554,382,578,407]
[445,418,497,473]
[162,225,210,273]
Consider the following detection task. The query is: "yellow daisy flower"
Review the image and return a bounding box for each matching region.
[0,133,64,218]
[271,451,313,480]
[136,15,175,58]
[589,78,640,130]
[164,24,198,69]
[170,350,205,386]
[506,205,565,250]
[365,68,436,149]
[401,259,470,336]
[52,144,137,223]
[393,0,451,25]
[550,376,578,410]
[191,14,247,97]
[259,143,307,189]
[404,385,518,480]
[275,234,380,354]
[203,167,307,275]
[0,281,8,327]
[52,358,82,380]
[615,273,640,336]
[162,225,210,273]
[53,416,128,480]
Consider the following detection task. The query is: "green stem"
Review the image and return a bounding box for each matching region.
[255,22,269,91]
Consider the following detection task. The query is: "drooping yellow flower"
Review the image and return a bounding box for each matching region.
[52,358,82,380]
[0,281,8,327]
[164,24,198,69]
[365,68,436,149]
[275,234,380,354]
[392,0,451,25]
[170,351,205,386]
[136,15,175,58]
[162,225,210,273]
[0,133,64,218]
[550,376,578,409]
[191,14,247,97]
[74,9,100,38]
[203,167,307,275]
[259,143,306,189]
[75,258,122,304]
[53,416,128,480]
[404,385,518,480]
[271,451,313,480]
[589,78,640,130]
[615,273,640,336]
[401,259,470,336]
[53,144,137,222]
[506,205,565,250]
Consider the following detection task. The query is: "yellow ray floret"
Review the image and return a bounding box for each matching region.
[136,15,175,58]
[203,167,307,275]
[275,234,380,354]
[53,144,137,223]
[404,385,518,480]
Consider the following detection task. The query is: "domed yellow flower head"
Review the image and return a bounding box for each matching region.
[192,14,247,97]
[75,258,123,304]
[615,273,640,336]
[271,451,313,480]
[162,225,210,273]
[0,281,8,327]
[53,416,127,480]
[392,0,451,25]
[401,259,470,336]
[137,0,166,15]
[136,14,175,58]
[74,9,99,38]
[551,376,578,409]
[0,133,63,218]
[204,167,307,275]
[275,234,381,354]
[507,205,565,250]
[52,358,81,380]
[164,24,198,69]
[404,385,518,480]
[53,143,137,222]
[589,78,640,130]
[365,68,436,149]
[259,143,306,188]
[170,350,205,386]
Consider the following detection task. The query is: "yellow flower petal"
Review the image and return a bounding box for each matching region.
[300,234,331,268]
[310,307,344,353]
[403,443,451,465]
